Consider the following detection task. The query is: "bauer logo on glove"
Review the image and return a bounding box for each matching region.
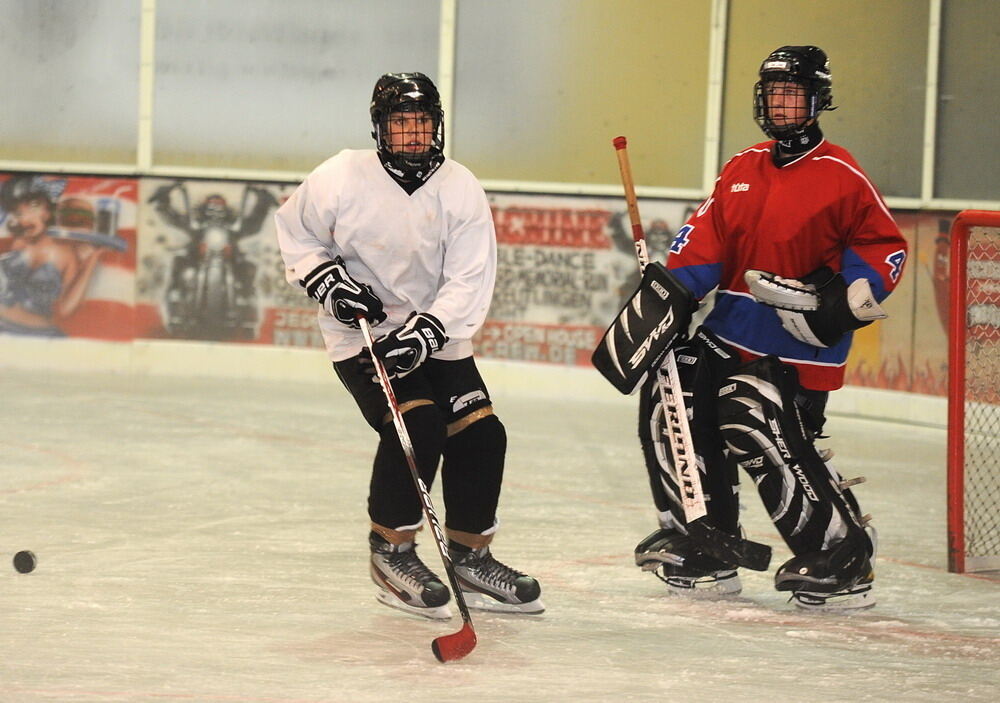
[301,256,387,328]
[745,267,887,348]
[359,311,449,380]
[591,262,694,394]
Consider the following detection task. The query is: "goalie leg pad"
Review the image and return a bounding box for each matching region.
[592,262,694,394]
[638,327,742,535]
[717,357,871,558]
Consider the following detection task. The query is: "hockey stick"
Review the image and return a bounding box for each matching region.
[358,317,477,663]
[612,136,771,571]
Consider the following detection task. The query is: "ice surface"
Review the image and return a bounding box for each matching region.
[1,368,997,702]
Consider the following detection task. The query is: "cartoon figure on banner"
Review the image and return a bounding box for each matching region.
[0,175,126,336]
[147,181,277,340]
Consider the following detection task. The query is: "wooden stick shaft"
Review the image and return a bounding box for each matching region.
[612,135,706,522]
[613,136,650,270]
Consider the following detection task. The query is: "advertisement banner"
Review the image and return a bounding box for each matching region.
[0,169,954,401]
[0,173,136,340]
[136,178,307,345]
[477,192,699,366]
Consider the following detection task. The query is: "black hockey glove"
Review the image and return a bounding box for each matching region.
[300,256,386,328]
[745,267,887,348]
[360,312,449,380]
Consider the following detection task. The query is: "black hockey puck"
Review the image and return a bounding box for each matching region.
[13,550,36,574]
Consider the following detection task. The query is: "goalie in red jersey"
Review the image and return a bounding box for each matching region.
[631,46,908,610]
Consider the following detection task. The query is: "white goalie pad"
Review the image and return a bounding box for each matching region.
[745,269,819,311]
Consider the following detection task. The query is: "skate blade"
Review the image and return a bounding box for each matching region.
[461,591,545,614]
[663,572,743,599]
[665,583,743,599]
[374,589,453,620]
[636,553,684,570]
[791,585,875,612]
[791,582,875,613]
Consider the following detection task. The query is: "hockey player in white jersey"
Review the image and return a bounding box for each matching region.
[275,72,542,619]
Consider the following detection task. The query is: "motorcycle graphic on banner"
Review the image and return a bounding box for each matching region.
[138,179,283,341]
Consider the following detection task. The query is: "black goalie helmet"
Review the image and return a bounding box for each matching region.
[753,45,834,140]
[370,72,445,182]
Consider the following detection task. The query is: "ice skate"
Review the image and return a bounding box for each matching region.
[634,528,742,598]
[775,537,876,612]
[369,532,452,620]
[786,573,874,611]
[450,545,544,614]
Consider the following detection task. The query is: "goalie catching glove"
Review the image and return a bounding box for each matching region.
[745,267,887,348]
[301,256,386,328]
[592,262,695,394]
[360,311,448,380]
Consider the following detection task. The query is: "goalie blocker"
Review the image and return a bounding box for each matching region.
[592,262,695,395]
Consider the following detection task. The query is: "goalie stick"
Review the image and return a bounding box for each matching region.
[358,316,477,663]
[612,136,771,572]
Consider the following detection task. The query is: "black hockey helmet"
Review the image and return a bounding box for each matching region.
[753,45,835,140]
[370,72,444,182]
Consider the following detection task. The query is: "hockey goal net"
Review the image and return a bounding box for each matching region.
[948,209,1000,573]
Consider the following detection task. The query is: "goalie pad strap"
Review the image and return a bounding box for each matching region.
[592,262,694,394]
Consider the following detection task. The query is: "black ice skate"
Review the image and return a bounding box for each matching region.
[634,528,742,598]
[449,545,544,614]
[774,535,876,612]
[369,532,452,620]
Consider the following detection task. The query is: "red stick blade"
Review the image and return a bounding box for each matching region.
[431,622,477,663]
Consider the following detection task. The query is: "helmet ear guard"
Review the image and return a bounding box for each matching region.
[753,45,835,141]
[370,72,445,183]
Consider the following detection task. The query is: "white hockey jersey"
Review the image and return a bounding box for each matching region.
[275,149,497,362]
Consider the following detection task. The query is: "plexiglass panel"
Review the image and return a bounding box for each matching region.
[0,0,140,164]
[451,0,711,189]
[722,0,927,199]
[935,0,1000,201]
[152,0,439,172]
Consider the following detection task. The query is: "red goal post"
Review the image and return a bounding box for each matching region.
[948,209,1000,573]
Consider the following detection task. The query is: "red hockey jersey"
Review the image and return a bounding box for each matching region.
[667,139,908,391]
